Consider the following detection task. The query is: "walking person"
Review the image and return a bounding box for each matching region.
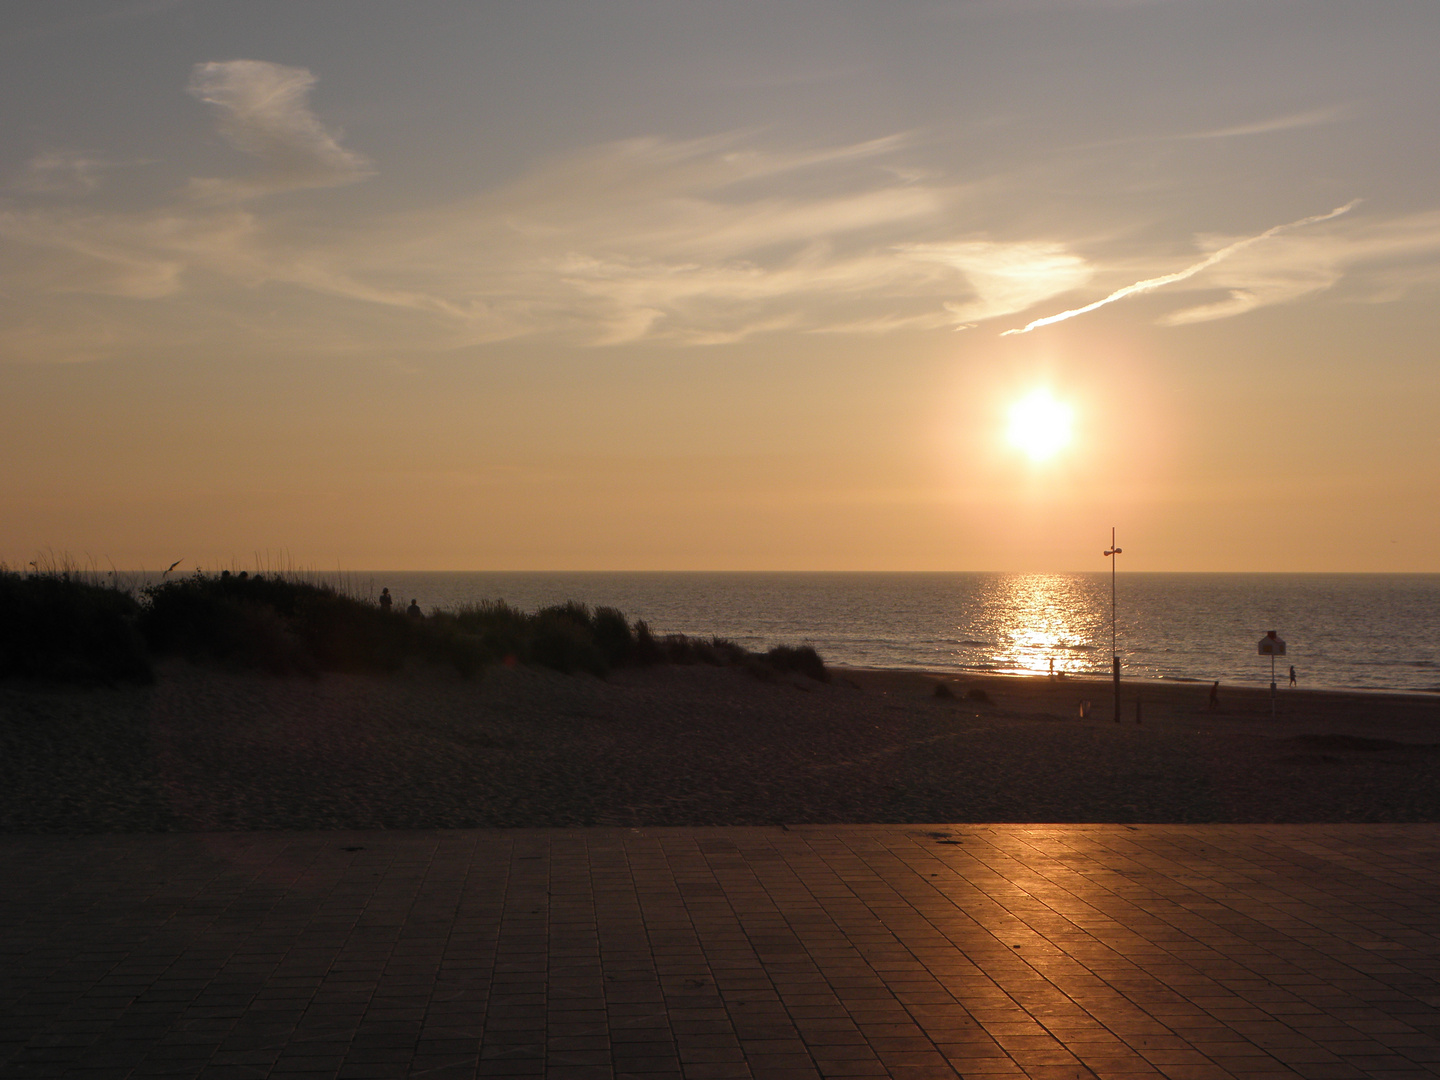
[1289,664,1297,687]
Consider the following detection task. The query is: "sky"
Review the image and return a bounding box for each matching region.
[2,0,1438,572]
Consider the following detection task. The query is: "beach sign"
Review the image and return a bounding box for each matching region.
[1259,631,1285,718]
[1258,631,1286,656]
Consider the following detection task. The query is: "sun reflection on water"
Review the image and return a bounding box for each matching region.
[952,573,1110,676]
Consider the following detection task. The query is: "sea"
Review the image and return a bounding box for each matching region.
[351,572,1439,694]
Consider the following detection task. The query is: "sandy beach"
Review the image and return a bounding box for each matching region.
[3,661,1439,832]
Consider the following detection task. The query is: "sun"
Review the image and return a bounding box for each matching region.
[1007,389,1074,461]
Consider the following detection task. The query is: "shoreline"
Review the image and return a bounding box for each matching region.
[837,663,1440,702]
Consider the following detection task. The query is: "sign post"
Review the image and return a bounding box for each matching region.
[1104,529,1122,723]
[1258,631,1286,719]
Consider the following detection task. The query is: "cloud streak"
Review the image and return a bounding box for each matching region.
[1001,201,1360,335]
[13,150,114,195]
[1184,106,1352,140]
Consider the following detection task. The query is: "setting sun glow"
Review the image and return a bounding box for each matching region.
[1007,390,1074,462]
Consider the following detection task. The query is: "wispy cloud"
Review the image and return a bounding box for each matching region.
[1184,106,1352,140]
[13,150,114,195]
[1002,201,1360,335]
[3,58,1440,362]
[1159,209,1440,324]
[1071,104,1353,155]
[0,207,189,298]
[184,60,372,201]
[903,242,1093,326]
[355,135,1095,345]
[0,104,1089,349]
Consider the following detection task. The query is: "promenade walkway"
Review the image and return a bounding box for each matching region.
[4,825,1440,1079]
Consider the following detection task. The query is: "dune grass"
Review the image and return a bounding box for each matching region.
[0,569,151,684]
[0,566,827,685]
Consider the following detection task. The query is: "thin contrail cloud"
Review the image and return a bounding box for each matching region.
[1000,200,1360,336]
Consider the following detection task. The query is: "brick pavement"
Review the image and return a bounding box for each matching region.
[3,825,1440,1079]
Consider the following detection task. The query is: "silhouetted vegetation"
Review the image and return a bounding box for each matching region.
[139,571,465,676]
[0,567,829,685]
[763,644,830,683]
[0,570,152,684]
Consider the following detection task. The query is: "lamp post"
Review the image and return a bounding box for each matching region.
[1103,527,1122,722]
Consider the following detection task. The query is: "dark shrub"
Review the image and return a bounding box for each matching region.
[965,686,991,703]
[764,644,829,682]
[529,611,608,676]
[296,590,410,672]
[934,681,955,699]
[140,572,483,676]
[537,601,593,630]
[416,616,487,678]
[223,599,311,675]
[592,606,634,667]
[136,574,222,657]
[661,633,699,664]
[647,632,747,667]
[141,573,315,671]
[452,599,528,661]
[710,637,749,664]
[9,568,833,686]
[679,636,742,666]
[632,619,663,665]
[0,571,152,683]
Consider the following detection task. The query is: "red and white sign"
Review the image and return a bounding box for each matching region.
[1258,631,1287,657]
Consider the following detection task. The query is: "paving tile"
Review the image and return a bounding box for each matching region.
[7,826,1440,1079]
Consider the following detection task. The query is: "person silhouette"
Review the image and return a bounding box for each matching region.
[1289,665,1296,687]
[406,598,422,619]
[379,587,393,614]
[1208,681,1220,711]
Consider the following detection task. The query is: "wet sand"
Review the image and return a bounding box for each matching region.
[2,660,1439,831]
